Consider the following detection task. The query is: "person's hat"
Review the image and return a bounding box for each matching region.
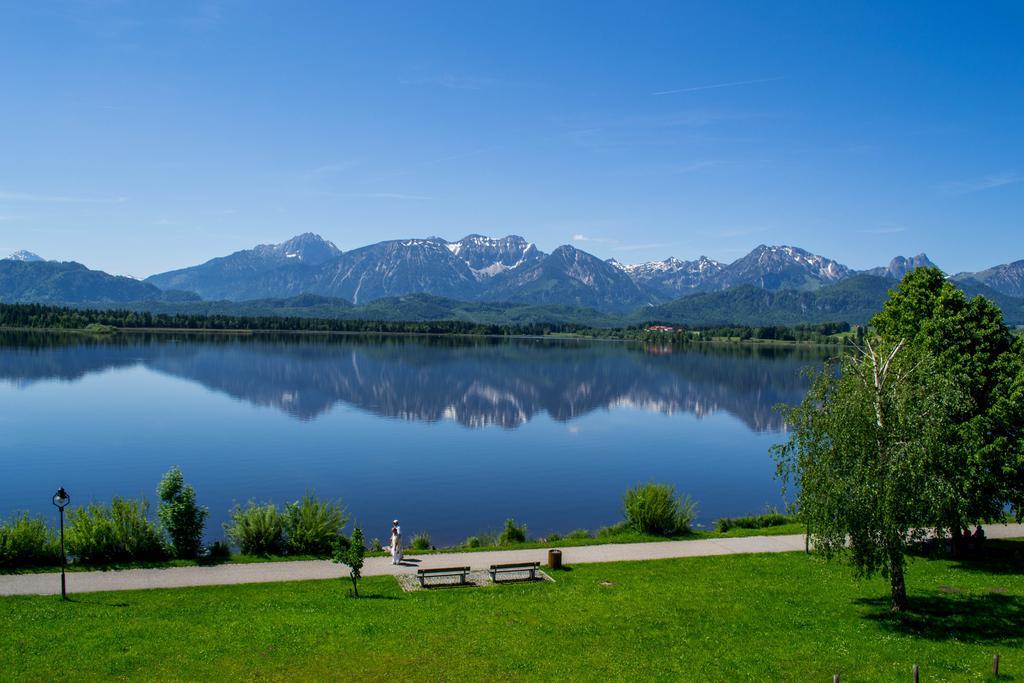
[393,520,399,524]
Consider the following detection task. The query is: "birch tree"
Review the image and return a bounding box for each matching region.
[773,340,965,611]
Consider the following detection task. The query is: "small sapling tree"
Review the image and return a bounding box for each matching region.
[335,525,365,597]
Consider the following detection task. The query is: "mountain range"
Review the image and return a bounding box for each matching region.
[3,236,1024,325]
[143,235,866,309]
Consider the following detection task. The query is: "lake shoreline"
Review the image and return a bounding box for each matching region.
[0,323,846,349]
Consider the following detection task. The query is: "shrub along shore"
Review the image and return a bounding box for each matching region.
[0,473,797,572]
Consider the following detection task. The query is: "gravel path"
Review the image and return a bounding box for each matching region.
[3,524,1021,597]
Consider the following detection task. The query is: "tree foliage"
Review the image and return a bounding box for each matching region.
[0,300,857,344]
[157,466,208,559]
[871,267,1024,525]
[773,340,966,611]
[335,526,366,597]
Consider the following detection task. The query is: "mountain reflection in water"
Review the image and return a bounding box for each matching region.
[0,331,827,432]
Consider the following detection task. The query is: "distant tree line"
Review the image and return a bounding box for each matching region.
[0,301,856,345]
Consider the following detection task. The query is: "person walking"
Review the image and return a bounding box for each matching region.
[390,520,403,565]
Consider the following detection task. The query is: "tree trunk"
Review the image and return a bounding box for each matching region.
[888,544,908,612]
[350,571,359,597]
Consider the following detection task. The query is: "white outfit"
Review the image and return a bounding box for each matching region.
[391,527,403,565]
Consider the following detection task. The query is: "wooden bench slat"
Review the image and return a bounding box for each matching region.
[489,561,540,582]
[416,566,471,587]
[489,562,540,570]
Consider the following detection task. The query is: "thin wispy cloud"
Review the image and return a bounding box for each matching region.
[0,191,127,204]
[612,242,673,253]
[185,1,225,32]
[357,192,433,201]
[860,225,907,235]
[629,110,758,128]
[653,76,783,96]
[673,159,770,173]
[403,73,495,90]
[300,161,359,183]
[571,233,616,244]
[571,233,675,254]
[305,190,434,201]
[364,145,502,184]
[695,226,768,239]
[941,172,1023,195]
[675,160,730,173]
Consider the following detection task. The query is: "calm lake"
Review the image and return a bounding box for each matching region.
[0,331,827,545]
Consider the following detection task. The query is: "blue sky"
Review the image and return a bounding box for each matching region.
[1,1,1021,277]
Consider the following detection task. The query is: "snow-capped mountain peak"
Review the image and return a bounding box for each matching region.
[446,234,543,279]
[608,255,725,297]
[711,244,852,291]
[261,233,342,264]
[5,250,44,262]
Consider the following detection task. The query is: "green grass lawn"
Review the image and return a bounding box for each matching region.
[3,541,1022,681]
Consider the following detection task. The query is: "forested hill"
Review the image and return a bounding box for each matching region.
[1,274,1021,329]
[648,275,1024,327]
[0,301,859,345]
[647,275,894,326]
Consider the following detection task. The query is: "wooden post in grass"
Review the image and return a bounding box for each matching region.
[912,664,919,682]
[993,654,1000,677]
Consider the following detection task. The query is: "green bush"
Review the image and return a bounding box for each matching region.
[410,531,431,551]
[546,532,561,542]
[715,512,793,533]
[623,483,696,536]
[464,536,481,548]
[566,529,593,540]
[499,518,527,545]
[225,502,286,556]
[284,492,348,556]
[0,513,62,568]
[66,498,166,565]
[157,466,208,559]
[597,521,631,538]
[206,540,231,561]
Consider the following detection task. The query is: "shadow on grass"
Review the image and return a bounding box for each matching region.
[907,539,1024,576]
[349,594,401,600]
[856,591,1024,643]
[62,595,131,608]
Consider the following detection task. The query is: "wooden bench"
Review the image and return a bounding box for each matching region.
[416,566,470,587]
[489,561,540,583]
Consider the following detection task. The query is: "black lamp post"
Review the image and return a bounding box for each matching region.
[52,487,70,600]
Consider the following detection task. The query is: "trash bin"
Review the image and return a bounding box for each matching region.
[547,548,562,570]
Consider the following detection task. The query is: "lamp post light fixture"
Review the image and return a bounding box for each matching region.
[52,487,70,601]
